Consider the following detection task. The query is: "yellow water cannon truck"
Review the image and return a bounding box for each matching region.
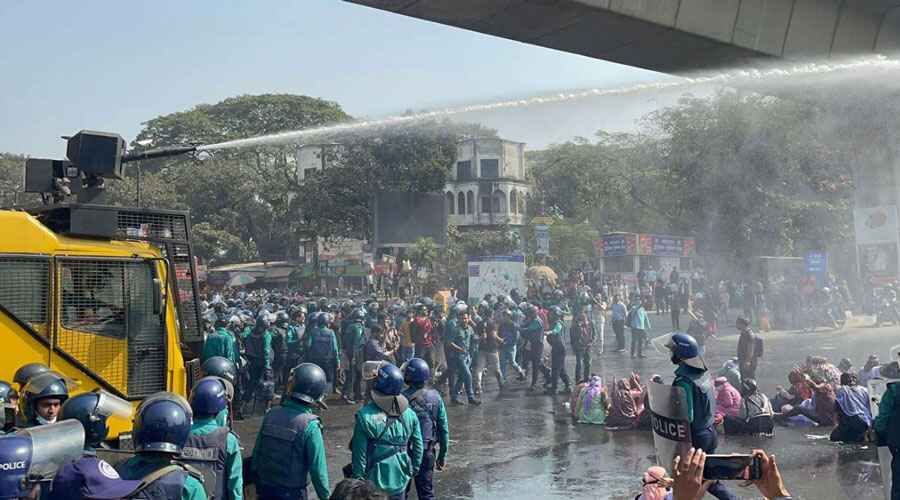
[2,131,202,440]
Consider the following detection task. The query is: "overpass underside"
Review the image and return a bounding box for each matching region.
[347,0,900,73]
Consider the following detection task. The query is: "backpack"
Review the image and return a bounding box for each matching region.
[754,334,764,358]
[626,308,637,328]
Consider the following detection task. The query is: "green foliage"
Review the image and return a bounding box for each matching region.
[410,237,439,271]
[445,225,520,279]
[0,153,41,207]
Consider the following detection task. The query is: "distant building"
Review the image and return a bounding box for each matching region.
[445,138,531,230]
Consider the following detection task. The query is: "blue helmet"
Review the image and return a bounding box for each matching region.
[133,392,192,454]
[290,363,328,406]
[667,333,706,370]
[402,358,431,385]
[189,377,229,418]
[0,434,32,497]
[20,372,69,423]
[60,390,131,449]
[374,363,404,396]
[350,308,366,321]
[201,356,238,385]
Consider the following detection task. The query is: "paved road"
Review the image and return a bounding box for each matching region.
[235,317,900,499]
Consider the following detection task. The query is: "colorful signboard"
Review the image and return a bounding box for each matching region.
[598,233,693,257]
[468,255,526,303]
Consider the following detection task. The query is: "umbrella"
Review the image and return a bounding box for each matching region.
[227,273,256,287]
[526,265,558,287]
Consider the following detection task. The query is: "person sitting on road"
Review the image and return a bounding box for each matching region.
[713,377,742,423]
[859,354,882,388]
[772,367,812,412]
[605,377,643,429]
[723,378,774,436]
[570,375,609,425]
[830,372,871,443]
[777,374,838,427]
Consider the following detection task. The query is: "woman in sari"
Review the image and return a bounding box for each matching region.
[606,377,642,428]
[571,375,609,424]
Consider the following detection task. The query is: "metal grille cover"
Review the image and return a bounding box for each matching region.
[0,257,50,338]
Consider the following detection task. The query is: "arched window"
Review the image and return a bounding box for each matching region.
[492,190,506,213]
[510,190,518,214]
[457,192,465,215]
[466,191,474,214]
[446,191,455,214]
[518,195,525,215]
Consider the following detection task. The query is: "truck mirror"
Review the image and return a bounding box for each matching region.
[152,278,163,315]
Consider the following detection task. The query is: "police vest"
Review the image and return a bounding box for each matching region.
[675,369,716,433]
[887,384,900,450]
[308,329,335,363]
[179,427,229,500]
[254,406,319,490]
[124,463,204,500]
[404,389,441,447]
[244,332,268,363]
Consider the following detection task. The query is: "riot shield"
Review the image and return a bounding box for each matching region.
[17,419,85,478]
[648,380,692,468]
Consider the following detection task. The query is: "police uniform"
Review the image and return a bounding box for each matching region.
[350,401,423,499]
[181,411,243,500]
[342,319,367,402]
[401,387,448,500]
[117,454,207,500]
[51,454,144,500]
[253,398,330,499]
[305,326,340,390]
[202,327,237,366]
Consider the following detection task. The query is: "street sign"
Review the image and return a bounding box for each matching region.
[535,224,550,256]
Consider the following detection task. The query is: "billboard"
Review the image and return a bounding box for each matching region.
[855,206,899,245]
[467,255,526,303]
[373,191,448,247]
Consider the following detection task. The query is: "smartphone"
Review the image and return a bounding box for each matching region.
[703,454,762,481]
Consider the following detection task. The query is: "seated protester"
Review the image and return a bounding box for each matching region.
[859,354,882,388]
[830,372,872,443]
[715,358,741,390]
[570,375,609,425]
[713,377,742,422]
[838,357,854,375]
[772,368,812,412]
[605,378,642,429]
[634,466,673,500]
[806,356,840,388]
[777,375,838,427]
[724,379,774,436]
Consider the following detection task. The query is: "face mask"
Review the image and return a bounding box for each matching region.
[36,414,57,425]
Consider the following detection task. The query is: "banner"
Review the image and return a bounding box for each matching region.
[535,225,550,256]
[647,381,692,467]
[468,255,526,303]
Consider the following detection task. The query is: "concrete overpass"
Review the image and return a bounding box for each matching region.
[346,0,900,73]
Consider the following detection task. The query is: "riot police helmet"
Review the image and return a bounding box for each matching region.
[373,363,404,396]
[549,306,564,320]
[0,420,85,498]
[201,356,238,385]
[402,358,431,385]
[60,391,132,449]
[20,372,69,424]
[289,363,328,407]
[189,377,229,418]
[132,392,192,454]
[13,363,50,389]
[666,333,706,370]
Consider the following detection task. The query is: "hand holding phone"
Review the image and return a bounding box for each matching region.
[702,454,762,481]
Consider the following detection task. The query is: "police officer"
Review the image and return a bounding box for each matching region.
[342,308,367,404]
[402,359,448,500]
[0,381,14,434]
[202,314,238,366]
[545,306,572,395]
[285,306,307,390]
[350,363,423,500]
[253,363,331,499]
[243,315,275,416]
[51,391,145,500]
[667,333,738,500]
[116,393,206,499]
[305,313,341,394]
[0,420,84,500]
[202,356,240,424]
[270,311,290,394]
[183,377,243,500]
[19,372,69,427]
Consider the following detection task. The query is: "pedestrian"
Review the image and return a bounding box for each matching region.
[472,320,503,394]
[116,393,206,499]
[570,307,596,384]
[350,363,424,500]
[610,295,628,353]
[545,306,572,395]
[401,359,449,500]
[522,305,551,390]
[498,309,526,382]
[19,371,68,427]
[735,316,760,381]
[183,377,243,500]
[446,310,481,405]
[410,304,436,371]
[666,333,738,500]
[253,363,332,499]
[51,392,144,500]
[629,298,650,359]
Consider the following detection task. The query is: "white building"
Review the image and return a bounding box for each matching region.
[445,138,531,229]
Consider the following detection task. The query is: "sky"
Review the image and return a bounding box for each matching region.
[0,0,674,156]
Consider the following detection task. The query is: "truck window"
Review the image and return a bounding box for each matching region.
[60,259,155,339]
[0,257,50,337]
